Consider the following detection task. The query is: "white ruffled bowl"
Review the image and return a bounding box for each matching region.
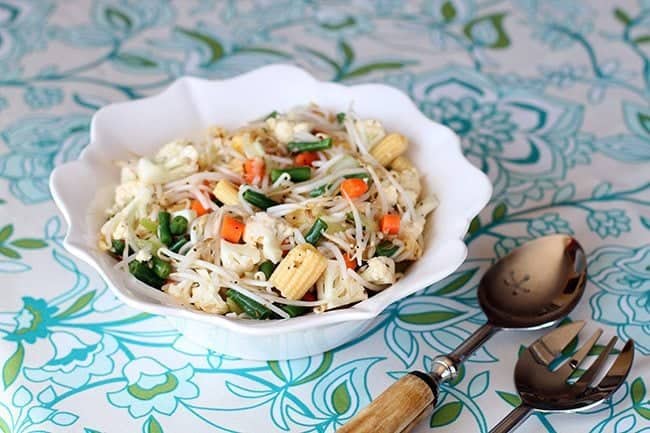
[50,64,492,360]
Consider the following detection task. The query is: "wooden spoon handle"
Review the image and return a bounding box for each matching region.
[398,404,433,433]
[337,372,438,433]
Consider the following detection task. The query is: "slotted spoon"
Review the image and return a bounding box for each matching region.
[491,320,635,432]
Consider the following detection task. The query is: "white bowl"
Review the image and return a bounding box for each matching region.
[50,64,491,360]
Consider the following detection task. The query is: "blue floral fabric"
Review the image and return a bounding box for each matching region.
[1,1,649,432]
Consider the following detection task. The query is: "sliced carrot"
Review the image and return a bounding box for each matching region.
[191,199,209,217]
[294,151,319,167]
[343,253,357,269]
[243,157,265,184]
[380,214,401,235]
[340,178,368,199]
[221,215,245,243]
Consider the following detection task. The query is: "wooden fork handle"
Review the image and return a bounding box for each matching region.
[337,372,438,433]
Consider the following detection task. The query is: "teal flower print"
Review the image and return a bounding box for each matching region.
[0,1,53,78]
[23,86,63,109]
[517,0,595,49]
[0,114,90,204]
[421,0,476,23]
[5,297,57,344]
[287,358,382,431]
[421,96,516,154]
[50,0,173,47]
[171,335,233,370]
[589,246,650,354]
[586,209,631,239]
[494,237,528,258]
[403,66,594,207]
[92,0,173,38]
[24,334,119,388]
[148,23,282,79]
[310,8,373,39]
[0,96,8,111]
[594,101,650,162]
[108,358,199,418]
[527,213,573,237]
[374,265,496,370]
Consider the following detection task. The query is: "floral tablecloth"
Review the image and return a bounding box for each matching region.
[1,1,649,432]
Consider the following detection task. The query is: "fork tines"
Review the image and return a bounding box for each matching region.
[554,326,635,395]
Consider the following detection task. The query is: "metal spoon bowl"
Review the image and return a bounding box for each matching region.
[338,234,587,433]
[479,235,587,329]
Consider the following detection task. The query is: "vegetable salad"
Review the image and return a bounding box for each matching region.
[100,105,438,319]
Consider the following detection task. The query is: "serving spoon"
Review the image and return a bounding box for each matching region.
[338,234,587,433]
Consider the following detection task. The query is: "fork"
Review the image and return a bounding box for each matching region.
[490,320,635,433]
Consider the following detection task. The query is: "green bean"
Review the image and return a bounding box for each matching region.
[128,260,165,289]
[152,256,172,279]
[259,260,276,280]
[170,236,188,253]
[287,137,332,153]
[157,211,172,245]
[170,215,188,236]
[226,289,273,320]
[304,218,328,245]
[336,112,346,124]
[343,172,370,180]
[310,184,329,197]
[226,297,243,314]
[375,240,399,257]
[279,304,309,317]
[270,167,311,183]
[111,239,125,255]
[242,189,279,210]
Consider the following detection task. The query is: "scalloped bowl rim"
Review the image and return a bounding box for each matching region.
[50,64,492,336]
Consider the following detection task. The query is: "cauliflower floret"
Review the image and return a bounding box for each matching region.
[135,248,152,262]
[397,167,421,208]
[136,140,199,184]
[316,261,367,311]
[360,257,396,285]
[220,240,261,274]
[265,117,278,129]
[113,181,142,211]
[111,220,129,240]
[243,138,265,158]
[121,165,137,182]
[163,280,193,303]
[109,166,146,213]
[272,120,294,143]
[196,134,221,168]
[244,212,293,263]
[380,179,399,208]
[398,217,426,261]
[232,133,265,158]
[100,187,153,248]
[189,214,212,244]
[270,119,313,143]
[189,270,229,314]
[155,139,199,166]
[293,121,311,134]
[356,119,386,148]
[417,195,439,218]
